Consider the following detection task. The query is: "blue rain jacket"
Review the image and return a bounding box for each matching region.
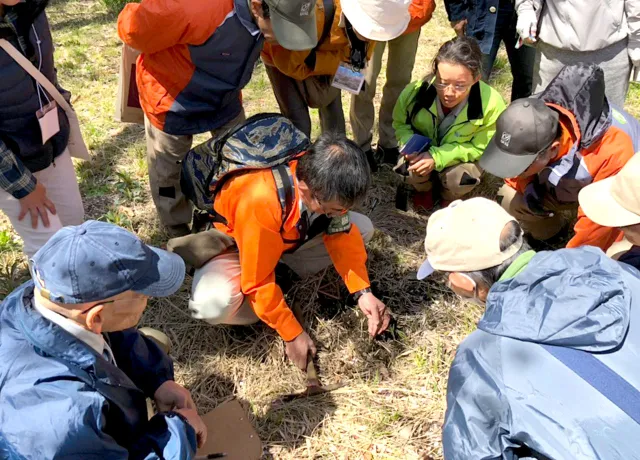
[443,247,640,459]
[0,282,196,459]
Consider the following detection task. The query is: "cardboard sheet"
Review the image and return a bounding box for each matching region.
[196,400,262,459]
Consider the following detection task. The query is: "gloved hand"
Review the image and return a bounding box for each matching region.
[515,7,538,47]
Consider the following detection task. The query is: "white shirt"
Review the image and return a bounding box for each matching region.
[33,298,114,362]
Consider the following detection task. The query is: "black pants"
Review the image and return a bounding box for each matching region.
[480,0,535,101]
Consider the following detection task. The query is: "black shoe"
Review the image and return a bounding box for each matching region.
[377,145,400,165]
[364,148,378,173]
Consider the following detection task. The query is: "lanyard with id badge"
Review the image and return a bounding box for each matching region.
[331,18,367,95]
[30,25,60,145]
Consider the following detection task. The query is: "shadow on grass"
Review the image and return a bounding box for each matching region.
[76,123,145,216]
[52,11,115,32]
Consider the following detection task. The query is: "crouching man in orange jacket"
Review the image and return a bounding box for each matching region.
[189,133,389,370]
[479,64,639,251]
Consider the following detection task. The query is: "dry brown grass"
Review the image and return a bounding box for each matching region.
[2,1,639,459]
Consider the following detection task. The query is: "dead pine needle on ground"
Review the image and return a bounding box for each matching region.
[3,1,640,458]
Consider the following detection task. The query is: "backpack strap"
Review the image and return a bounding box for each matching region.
[304,0,335,70]
[272,164,295,233]
[542,344,640,425]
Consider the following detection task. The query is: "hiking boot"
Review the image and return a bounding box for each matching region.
[364,148,379,173]
[412,189,435,212]
[377,145,400,165]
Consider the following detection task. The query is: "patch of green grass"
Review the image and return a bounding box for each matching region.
[0,230,20,253]
[100,208,132,229]
[113,170,145,203]
[99,0,136,13]
[0,258,29,298]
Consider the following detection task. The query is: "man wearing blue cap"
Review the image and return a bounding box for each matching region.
[0,221,206,459]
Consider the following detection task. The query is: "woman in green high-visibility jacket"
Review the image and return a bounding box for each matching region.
[392,36,505,210]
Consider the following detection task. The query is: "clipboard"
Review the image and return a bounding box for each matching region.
[196,400,262,460]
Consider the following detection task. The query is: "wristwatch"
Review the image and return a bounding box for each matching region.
[353,287,372,302]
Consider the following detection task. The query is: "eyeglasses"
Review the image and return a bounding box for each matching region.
[434,80,472,92]
[311,192,348,217]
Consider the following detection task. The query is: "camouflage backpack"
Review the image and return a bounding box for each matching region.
[181,113,310,228]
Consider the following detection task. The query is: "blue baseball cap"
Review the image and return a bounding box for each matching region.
[29,221,186,304]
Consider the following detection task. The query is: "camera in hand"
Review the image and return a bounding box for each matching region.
[395,134,432,210]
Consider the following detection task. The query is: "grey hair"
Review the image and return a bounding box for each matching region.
[462,221,531,288]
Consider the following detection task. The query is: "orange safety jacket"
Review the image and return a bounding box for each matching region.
[117,0,263,136]
[212,159,370,341]
[261,0,375,80]
[505,66,637,251]
[404,0,436,35]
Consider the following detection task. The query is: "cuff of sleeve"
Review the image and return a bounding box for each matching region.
[148,374,173,398]
[448,11,467,22]
[344,270,371,294]
[10,174,37,200]
[277,311,304,342]
[517,2,534,12]
[430,149,445,172]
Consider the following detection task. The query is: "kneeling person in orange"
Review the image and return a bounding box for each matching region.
[189,133,389,370]
[479,64,639,251]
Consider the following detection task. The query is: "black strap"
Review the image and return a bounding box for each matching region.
[272,165,295,233]
[304,0,335,70]
[407,80,438,126]
[344,17,367,71]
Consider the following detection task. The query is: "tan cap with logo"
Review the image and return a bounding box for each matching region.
[417,197,523,279]
[579,154,640,228]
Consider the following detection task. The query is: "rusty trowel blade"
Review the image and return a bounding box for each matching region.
[277,381,346,403]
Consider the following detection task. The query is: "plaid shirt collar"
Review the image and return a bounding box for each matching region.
[1,7,33,58]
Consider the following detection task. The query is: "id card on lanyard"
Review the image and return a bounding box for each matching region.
[37,100,60,144]
[331,63,365,95]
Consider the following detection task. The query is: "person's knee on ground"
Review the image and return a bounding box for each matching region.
[438,162,483,203]
[190,253,258,326]
[497,184,566,241]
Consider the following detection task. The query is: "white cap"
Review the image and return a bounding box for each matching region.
[341,0,411,41]
[579,154,640,228]
[417,198,523,279]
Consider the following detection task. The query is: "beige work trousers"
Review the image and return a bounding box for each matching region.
[145,112,245,227]
[497,184,576,240]
[0,149,84,257]
[406,162,483,202]
[350,30,421,151]
[264,65,345,138]
[188,212,374,326]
